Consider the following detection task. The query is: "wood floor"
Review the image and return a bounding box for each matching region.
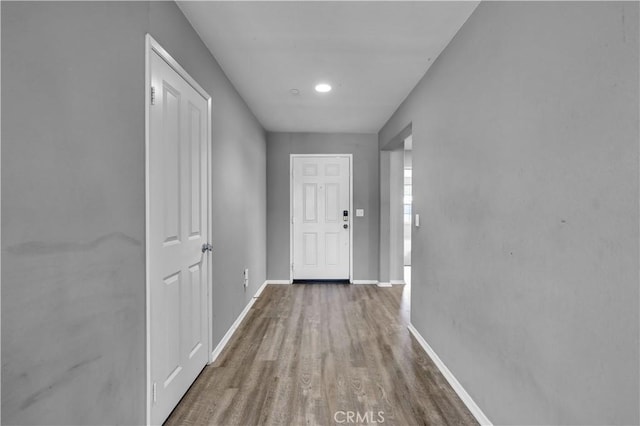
[165,284,478,426]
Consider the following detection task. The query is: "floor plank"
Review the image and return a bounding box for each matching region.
[165,284,478,426]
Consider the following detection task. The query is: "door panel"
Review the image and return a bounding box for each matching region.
[325,163,340,176]
[162,86,181,245]
[303,163,318,176]
[292,156,350,280]
[150,50,209,425]
[325,184,339,222]
[162,271,181,386]
[303,184,318,223]
[303,233,318,266]
[187,263,203,358]
[188,103,202,239]
[325,233,339,265]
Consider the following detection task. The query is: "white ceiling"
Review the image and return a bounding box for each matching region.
[177,1,479,134]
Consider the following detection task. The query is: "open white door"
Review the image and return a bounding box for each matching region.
[291,155,352,280]
[147,36,211,425]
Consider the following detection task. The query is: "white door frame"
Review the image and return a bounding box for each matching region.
[289,154,353,283]
[144,34,213,425]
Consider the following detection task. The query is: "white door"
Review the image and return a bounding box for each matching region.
[292,156,351,280]
[149,49,210,425]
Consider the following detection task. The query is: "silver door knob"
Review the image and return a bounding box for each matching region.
[201,243,213,253]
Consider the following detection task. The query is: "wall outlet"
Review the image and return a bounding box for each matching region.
[243,268,249,289]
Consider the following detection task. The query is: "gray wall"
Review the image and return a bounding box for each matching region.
[267,133,379,281]
[379,2,639,424]
[2,2,266,424]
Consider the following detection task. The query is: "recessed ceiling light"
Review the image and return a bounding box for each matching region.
[315,83,332,93]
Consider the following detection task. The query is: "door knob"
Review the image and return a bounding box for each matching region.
[343,224,348,229]
[201,243,213,253]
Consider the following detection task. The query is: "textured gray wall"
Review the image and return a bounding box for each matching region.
[266,133,379,281]
[2,2,266,424]
[379,2,639,424]
[2,3,149,424]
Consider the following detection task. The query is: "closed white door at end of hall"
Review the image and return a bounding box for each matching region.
[292,156,350,280]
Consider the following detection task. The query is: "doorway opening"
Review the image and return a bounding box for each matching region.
[403,135,412,287]
[380,124,412,315]
[380,124,411,288]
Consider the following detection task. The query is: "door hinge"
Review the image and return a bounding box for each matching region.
[150,86,156,105]
[152,382,157,403]
[291,263,294,272]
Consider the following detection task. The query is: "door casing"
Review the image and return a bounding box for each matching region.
[289,154,353,283]
[144,34,213,425]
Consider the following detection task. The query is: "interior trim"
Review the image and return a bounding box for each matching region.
[210,280,269,362]
[407,323,492,426]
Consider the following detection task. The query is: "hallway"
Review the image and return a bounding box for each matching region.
[165,284,476,425]
[3,2,638,425]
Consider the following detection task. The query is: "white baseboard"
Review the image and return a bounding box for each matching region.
[376,282,392,287]
[210,280,268,363]
[407,324,492,426]
[253,280,268,298]
[390,280,405,285]
[352,280,379,285]
[265,279,291,285]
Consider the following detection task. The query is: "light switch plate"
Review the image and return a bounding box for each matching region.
[356,209,365,217]
[415,213,420,227]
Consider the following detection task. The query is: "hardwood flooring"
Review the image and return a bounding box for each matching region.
[164,284,478,426]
